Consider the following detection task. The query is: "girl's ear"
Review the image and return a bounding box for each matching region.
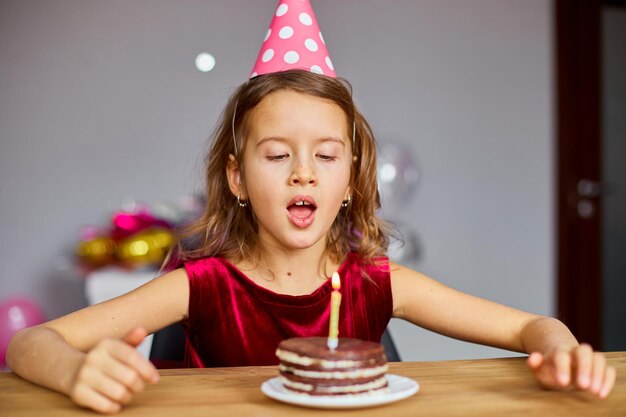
[226,154,247,199]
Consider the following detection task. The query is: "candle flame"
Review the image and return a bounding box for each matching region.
[331,272,340,290]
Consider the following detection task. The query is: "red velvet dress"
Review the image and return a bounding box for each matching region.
[182,253,392,367]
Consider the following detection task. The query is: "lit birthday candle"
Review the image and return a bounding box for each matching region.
[327,272,342,350]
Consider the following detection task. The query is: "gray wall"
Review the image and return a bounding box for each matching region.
[0,0,553,361]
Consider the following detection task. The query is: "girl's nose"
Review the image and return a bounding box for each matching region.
[289,163,317,186]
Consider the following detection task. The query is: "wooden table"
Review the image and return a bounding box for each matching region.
[1,353,624,416]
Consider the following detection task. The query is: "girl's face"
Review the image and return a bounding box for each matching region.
[228,89,352,253]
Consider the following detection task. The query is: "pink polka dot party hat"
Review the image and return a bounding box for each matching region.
[250,0,336,79]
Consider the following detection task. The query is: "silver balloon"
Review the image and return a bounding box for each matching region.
[377,140,419,217]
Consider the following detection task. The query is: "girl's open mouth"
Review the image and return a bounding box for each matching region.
[286,197,317,228]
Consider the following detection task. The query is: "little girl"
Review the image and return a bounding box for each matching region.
[6,1,616,414]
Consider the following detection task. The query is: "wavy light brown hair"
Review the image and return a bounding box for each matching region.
[166,70,391,269]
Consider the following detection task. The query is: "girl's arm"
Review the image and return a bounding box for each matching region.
[390,261,616,398]
[6,267,189,413]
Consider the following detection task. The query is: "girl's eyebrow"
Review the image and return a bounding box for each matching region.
[256,137,346,147]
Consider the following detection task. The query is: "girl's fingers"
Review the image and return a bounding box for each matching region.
[108,341,159,383]
[528,345,616,399]
[122,327,148,348]
[69,337,160,414]
[82,366,133,406]
[92,378,133,407]
[600,366,617,399]
[527,352,543,370]
[553,349,571,386]
[74,384,122,414]
[101,355,145,394]
[573,344,593,389]
[71,371,123,414]
[590,352,606,395]
[527,351,565,389]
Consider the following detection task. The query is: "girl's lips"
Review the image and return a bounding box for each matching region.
[286,195,317,207]
[286,195,317,228]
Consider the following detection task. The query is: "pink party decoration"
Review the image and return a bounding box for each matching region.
[250,0,336,78]
[111,210,171,240]
[0,297,45,368]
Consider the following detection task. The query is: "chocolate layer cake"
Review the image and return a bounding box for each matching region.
[276,337,388,396]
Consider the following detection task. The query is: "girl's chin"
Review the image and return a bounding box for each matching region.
[257,222,329,250]
[283,239,322,250]
[281,233,328,251]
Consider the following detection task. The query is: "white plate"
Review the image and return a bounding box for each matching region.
[261,374,419,409]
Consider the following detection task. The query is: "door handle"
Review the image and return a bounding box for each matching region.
[576,179,601,219]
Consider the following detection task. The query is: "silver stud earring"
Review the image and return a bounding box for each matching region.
[237,194,248,208]
[341,196,351,208]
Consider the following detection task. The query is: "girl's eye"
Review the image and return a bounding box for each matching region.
[267,154,288,161]
[317,154,337,162]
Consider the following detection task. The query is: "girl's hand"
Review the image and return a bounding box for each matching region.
[527,344,616,399]
[68,327,160,414]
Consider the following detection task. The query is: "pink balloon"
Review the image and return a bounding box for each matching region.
[0,298,45,368]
